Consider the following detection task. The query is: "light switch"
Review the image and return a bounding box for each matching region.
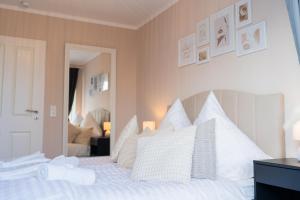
[50,105,56,117]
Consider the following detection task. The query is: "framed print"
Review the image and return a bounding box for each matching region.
[235,0,252,28]
[196,18,209,47]
[97,73,109,92]
[196,47,210,65]
[178,34,196,67]
[236,21,267,56]
[210,5,235,57]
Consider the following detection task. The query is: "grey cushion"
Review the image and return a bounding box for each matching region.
[192,119,216,179]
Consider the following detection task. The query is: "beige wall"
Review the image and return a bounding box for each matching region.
[1,0,300,157]
[137,0,300,157]
[82,53,111,115]
[0,8,137,157]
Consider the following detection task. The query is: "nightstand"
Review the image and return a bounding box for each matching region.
[254,158,300,200]
[90,136,110,156]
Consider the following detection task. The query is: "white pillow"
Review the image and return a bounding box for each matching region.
[117,129,154,168]
[80,113,101,137]
[131,126,196,183]
[159,99,191,130]
[111,115,138,162]
[194,92,271,181]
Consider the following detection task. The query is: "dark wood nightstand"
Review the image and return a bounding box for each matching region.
[254,158,300,200]
[90,136,110,156]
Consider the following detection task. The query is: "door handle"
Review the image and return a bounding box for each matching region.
[25,109,39,114]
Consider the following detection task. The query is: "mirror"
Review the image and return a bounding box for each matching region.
[64,44,116,157]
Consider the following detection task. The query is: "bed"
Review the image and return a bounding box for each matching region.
[0,90,285,200]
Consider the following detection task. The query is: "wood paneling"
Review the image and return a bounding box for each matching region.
[14,47,34,115]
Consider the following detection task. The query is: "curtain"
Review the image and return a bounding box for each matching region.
[69,68,79,114]
[285,0,300,63]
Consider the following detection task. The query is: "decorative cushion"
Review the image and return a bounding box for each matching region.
[111,115,139,162]
[74,128,93,145]
[117,129,155,169]
[131,126,196,183]
[192,119,216,179]
[68,123,81,143]
[159,99,191,131]
[81,113,102,137]
[194,91,271,181]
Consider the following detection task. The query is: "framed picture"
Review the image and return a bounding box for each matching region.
[210,5,235,57]
[236,21,267,56]
[97,73,109,92]
[178,34,196,67]
[196,47,210,65]
[196,18,209,47]
[90,76,97,90]
[235,0,252,28]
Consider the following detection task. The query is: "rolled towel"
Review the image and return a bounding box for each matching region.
[50,155,79,167]
[38,164,96,185]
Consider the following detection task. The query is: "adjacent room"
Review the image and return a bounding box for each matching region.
[0,0,300,199]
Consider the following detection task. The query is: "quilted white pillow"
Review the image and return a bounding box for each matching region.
[111,115,139,162]
[194,92,271,181]
[131,126,196,183]
[159,99,191,130]
[117,129,155,168]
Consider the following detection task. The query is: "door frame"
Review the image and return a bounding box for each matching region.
[63,43,117,155]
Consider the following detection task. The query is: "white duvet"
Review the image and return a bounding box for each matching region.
[0,157,250,200]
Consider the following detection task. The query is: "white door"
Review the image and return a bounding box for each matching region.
[0,36,46,161]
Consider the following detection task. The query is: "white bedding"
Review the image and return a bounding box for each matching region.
[0,157,252,200]
[236,178,254,200]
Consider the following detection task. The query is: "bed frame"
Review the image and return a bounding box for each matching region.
[181,90,285,158]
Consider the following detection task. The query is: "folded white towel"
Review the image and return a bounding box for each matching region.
[0,164,42,180]
[0,153,81,181]
[0,152,49,169]
[38,164,96,185]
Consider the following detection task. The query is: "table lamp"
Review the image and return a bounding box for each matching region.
[103,122,111,136]
[142,121,155,131]
[293,120,300,161]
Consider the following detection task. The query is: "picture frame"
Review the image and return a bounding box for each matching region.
[196,18,210,47]
[178,34,196,67]
[235,0,252,29]
[210,5,235,57]
[97,73,109,92]
[196,47,210,65]
[236,21,267,56]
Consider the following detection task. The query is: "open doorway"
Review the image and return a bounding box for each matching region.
[63,44,116,157]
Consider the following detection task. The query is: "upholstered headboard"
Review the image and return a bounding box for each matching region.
[90,108,110,126]
[181,90,285,158]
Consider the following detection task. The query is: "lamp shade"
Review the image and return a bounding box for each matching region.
[143,121,155,131]
[103,122,111,136]
[293,121,300,141]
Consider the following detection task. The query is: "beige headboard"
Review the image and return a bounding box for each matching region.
[90,108,110,126]
[181,90,285,158]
